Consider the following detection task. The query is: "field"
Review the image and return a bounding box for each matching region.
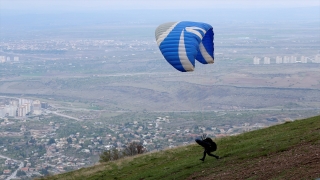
[1,61,320,113]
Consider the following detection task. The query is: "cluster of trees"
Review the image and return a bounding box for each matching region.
[99,141,146,163]
[16,168,49,177]
[16,170,26,176]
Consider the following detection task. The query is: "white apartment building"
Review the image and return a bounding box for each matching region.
[0,56,5,63]
[19,98,33,106]
[0,99,44,117]
[10,100,19,106]
[0,105,18,117]
[283,56,290,63]
[253,57,260,64]
[14,56,19,62]
[7,105,17,116]
[18,105,28,117]
[33,100,42,115]
[0,106,5,117]
[300,56,307,63]
[290,56,297,63]
[264,57,270,64]
[315,54,320,63]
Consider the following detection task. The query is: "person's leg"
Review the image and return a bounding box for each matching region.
[207,152,220,159]
[200,150,206,161]
[196,139,211,161]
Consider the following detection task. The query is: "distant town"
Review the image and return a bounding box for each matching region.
[0,98,48,118]
[0,96,298,179]
[253,55,320,64]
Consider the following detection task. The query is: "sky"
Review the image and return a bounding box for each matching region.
[1,0,320,12]
[0,0,319,29]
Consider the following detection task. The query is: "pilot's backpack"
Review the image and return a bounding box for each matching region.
[203,137,217,152]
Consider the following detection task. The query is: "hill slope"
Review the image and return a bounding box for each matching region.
[41,115,320,180]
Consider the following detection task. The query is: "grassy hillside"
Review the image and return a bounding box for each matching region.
[41,115,320,180]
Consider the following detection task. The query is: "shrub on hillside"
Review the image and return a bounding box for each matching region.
[124,141,146,156]
[99,148,124,163]
[99,142,147,163]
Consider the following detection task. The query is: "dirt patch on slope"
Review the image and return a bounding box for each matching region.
[188,141,320,180]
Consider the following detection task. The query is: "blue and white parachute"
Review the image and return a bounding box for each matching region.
[155,21,214,72]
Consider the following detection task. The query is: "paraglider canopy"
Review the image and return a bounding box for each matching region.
[155,21,214,72]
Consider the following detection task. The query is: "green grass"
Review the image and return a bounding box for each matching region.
[40,115,320,180]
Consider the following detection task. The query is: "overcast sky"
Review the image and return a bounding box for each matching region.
[1,0,320,12]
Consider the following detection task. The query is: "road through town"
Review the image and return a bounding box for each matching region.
[0,154,24,180]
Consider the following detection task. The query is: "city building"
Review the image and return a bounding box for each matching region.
[33,100,42,115]
[290,56,297,63]
[283,56,290,63]
[14,56,19,62]
[25,103,31,113]
[0,56,5,63]
[0,98,45,117]
[253,57,260,65]
[19,98,32,106]
[300,56,307,63]
[0,105,18,117]
[7,105,17,117]
[315,54,320,63]
[264,57,270,64]
[18,105,27,117]
[41,102,48,109]
[0,106,6,117]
